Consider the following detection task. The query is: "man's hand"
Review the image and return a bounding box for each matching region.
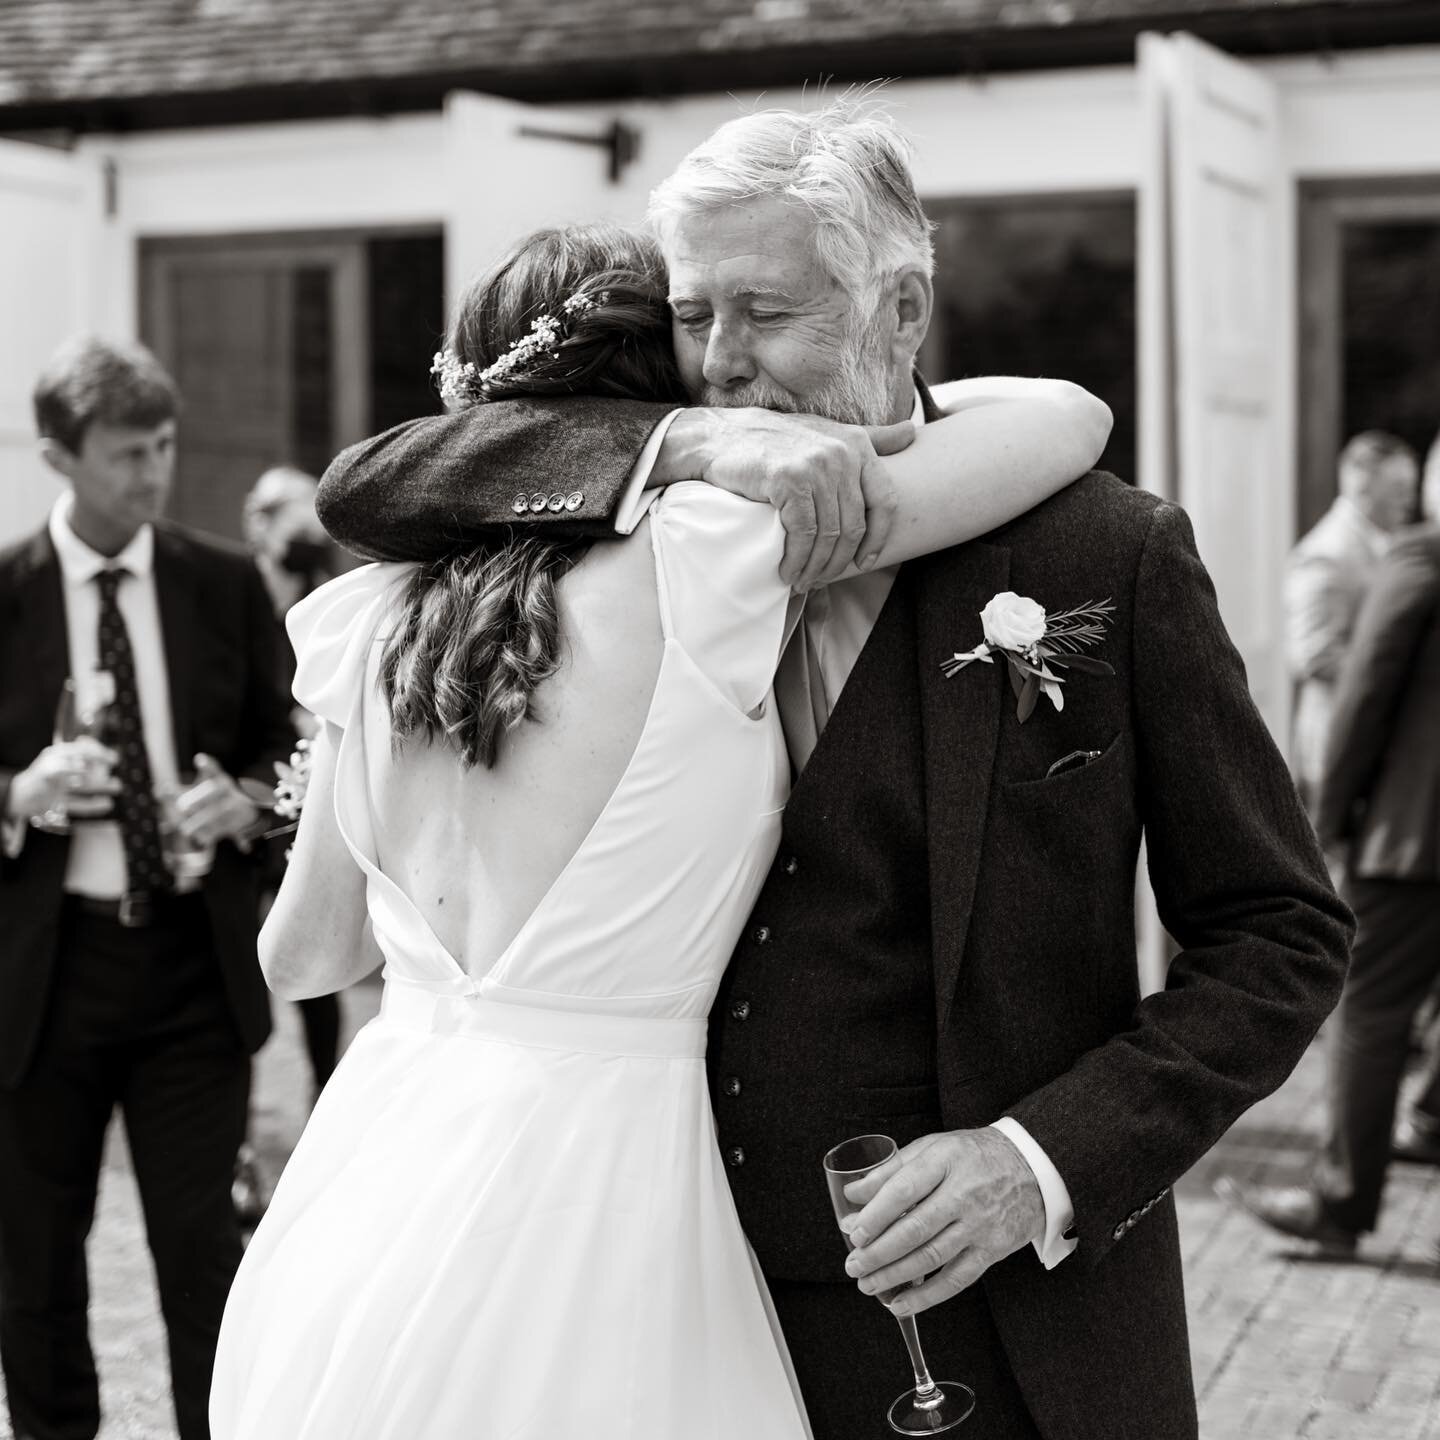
[840,1128,1045,1317]
[656,408,915,589]
[173,753,261,851]
[6,738,120,821]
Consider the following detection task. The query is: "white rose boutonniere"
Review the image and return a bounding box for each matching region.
[943,592,1115,723]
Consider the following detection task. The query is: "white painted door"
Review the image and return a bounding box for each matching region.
[1135,33,1294,994]
[0,139,102,546]
[444,92,649,315]
[1138,32,1295,745]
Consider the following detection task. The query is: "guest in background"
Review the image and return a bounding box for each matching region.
[232,467,345,1225]
[1285,430,1417,811]
[1386,432,1440,1166]
[1223,449,1439,1251]
[0,337,294,1440]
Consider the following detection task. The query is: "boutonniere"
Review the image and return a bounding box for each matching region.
[261,737,314,856]
[942,592,1115,723]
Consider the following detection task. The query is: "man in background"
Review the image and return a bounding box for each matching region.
[0,338,294,1440]
[1225,442,1440,1250]
[235,466,344,1222]
[1285,430,1417,812]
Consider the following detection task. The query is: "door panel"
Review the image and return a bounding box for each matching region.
[0,139,100,545]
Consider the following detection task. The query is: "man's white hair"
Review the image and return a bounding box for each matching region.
[647,93,935,300]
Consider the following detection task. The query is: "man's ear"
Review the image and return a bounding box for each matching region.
[890,267,933,369]
[38,438,78,480]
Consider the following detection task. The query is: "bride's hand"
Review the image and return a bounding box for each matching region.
[838,1128,1046,1316]
[654,407,915,589]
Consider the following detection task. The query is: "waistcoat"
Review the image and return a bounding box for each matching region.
[707,566,944,1283]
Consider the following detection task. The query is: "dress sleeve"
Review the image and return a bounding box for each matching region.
[647,483,792,717]
[285,563,415,727]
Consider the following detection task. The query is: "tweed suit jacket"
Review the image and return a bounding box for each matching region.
[0,522,295,1087]
[1314,526,1440,880]
[318,402,1353,1435]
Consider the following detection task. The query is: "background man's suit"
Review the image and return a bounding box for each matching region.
[0,520,292,1440]
[1311,527,1440,1233]
[317,396,1351,1440]
[1285,496,1391,809]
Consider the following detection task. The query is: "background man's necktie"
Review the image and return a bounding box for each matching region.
[95,568,172,895]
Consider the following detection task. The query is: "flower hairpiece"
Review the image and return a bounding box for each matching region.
[430,290,608,404]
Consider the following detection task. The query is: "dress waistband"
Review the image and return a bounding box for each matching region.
[378,981,708,1060]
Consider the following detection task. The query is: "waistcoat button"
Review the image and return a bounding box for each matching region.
[782,856,799,875]
[727,1146,746,1167]
[730,999,751,1021]
[753,926,771,944]
[723,1076,742,1097]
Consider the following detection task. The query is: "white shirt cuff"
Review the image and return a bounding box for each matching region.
[614,409,682,535]
[989,1117,1077,1269]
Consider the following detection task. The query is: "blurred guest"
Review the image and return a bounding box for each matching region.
[242,464,344,631]
[0,337,294,1440]
[1285,430,1417,810]
[232,467,344,1224]
[1223,456,1439,1251]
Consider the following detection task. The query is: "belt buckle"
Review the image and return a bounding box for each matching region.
[118,892,152,928]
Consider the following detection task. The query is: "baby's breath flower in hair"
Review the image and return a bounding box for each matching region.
[430,289,608,403]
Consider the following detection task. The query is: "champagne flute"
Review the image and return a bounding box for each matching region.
[31,676,113,835]
[157,771,217,882]
[823,1133,976,1434]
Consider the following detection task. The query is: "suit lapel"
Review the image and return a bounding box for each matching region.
[914,539,1010,1030]
[17,531,69,718]
[152,527,197,761]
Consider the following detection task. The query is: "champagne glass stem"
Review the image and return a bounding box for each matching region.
[894,1313,942,1405]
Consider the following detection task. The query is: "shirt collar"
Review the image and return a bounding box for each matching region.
[48,492,155,586]
[911,387,926,428]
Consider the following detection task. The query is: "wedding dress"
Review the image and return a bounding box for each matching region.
[210,485,813,1439]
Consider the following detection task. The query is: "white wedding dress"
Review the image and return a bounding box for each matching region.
[210,485,813,1439]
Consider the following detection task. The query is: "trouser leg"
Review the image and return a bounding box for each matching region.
[0,935,120,1440]
[297,992,341,1090]
[1315,878,1440,1232]
[118,903,249,1440]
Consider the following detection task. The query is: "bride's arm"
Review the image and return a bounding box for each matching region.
[859,377,1112,571]
[259,723,379,1001]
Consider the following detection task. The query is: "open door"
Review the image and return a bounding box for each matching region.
[444,92,648,314]
[1135,33,1295,992]
[0,139,102,546]
[1138,32,1294,742]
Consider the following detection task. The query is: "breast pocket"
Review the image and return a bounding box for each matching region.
[1003,729,1127,797]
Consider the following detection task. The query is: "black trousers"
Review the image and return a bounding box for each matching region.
[0,897,250,1440]
[1315,876,1440,1233]
[769,1276,1043,1440]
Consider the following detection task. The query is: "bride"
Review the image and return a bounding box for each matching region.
[208,222,1110,1438]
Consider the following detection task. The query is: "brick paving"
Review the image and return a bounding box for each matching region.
[3,988,1440,1440]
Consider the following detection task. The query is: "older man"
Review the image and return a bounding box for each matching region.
[1285,431,1417,810]
[316,101,1350,1440]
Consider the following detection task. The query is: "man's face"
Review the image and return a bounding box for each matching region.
[1367,455,1420,532]
[53,419,177,544]
[662,194,901,424]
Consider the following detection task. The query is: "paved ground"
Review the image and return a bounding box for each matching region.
[3,982,1440,1440]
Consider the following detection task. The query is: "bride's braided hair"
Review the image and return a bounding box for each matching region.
[380,224,686,768]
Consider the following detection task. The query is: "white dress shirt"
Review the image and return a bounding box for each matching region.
[47,494,183,898]
[618,396,1078,1267]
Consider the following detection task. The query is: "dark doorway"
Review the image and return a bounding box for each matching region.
[141,229,444,544]
[921,196,1137,489]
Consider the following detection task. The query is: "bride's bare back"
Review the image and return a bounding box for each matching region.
[361,522,662,976]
